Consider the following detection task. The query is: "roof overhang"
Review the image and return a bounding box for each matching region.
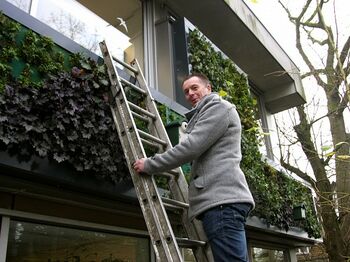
[162,0,306,113]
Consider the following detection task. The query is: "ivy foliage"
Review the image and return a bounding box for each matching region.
[157,103,185,125]
[0,13,128,182]
[0,12,19,89]
[0,61,130,182]
[188,29,320,238]
[0,12,65,90]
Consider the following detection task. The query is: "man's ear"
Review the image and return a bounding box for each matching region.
[207,84,212,92]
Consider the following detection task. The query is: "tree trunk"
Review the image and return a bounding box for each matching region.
[294,105,347,262]
[325,87,350,260]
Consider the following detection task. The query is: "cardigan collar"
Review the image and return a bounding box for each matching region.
[184,92,219,120]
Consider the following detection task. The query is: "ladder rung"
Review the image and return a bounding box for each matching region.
[121,78,147,95]
[140,138,162,150]
[128,102,156,119]
[154,170,179,179]
[112,55,138,74]
[138,129,167,146]
[176,238,206,248]
[131,111,150,123]
[162,197,189,209]
[165,169,179,176]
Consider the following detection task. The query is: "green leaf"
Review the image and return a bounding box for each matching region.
[321,145,332,151]
[80,61,92,70]
[218,89,228,97]
[99,79,109,86]
[325,151,335,157]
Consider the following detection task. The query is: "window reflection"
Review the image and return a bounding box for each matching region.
[5,0,143,70]
[7,220,150,262]
[5,0,31,12]
[252,247,285,262]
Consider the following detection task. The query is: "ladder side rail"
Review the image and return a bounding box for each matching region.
[130,60,193,214]
[130,59,190,201]
[110,104,180,261]
[109,105,161,259]
[100,41,184,262]
[130,60,173,149]
[131,60,212,261]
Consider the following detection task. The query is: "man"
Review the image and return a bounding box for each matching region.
[133,73,255,262]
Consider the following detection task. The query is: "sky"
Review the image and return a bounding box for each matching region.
[243,0,350,176]
[243,0,350,91]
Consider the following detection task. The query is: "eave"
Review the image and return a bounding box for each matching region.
[162,0,307,113]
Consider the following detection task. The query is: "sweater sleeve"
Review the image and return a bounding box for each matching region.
[143,100,230,174]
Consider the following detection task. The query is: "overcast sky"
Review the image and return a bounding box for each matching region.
[243,0,350,76]
[243,0,350,175]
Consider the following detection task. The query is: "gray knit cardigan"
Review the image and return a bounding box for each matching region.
[144,93,255,220]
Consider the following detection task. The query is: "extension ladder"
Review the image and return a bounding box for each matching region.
[99,40,212,262]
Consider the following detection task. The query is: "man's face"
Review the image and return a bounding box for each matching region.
[182,76,212,107]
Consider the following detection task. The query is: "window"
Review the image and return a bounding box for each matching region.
[5,0,31,12]
[252,247,286,262]
[6,0,143,70]
[6,220,150,262]
[250,90,274,159]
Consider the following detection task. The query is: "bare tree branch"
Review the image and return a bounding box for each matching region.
[336,36,350,73]
[280,157,315,185]
[301,69,328,78]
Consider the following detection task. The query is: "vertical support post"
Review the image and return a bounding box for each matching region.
[0,216,10,262]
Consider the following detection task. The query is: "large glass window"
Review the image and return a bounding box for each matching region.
[6,0,143,70]
[6,220,150,262]
[252,247,286,262]
[5,0,31,12]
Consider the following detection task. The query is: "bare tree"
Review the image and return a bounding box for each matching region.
[275,1,350,261]
[45,10,99,53]
[6,0,30,12]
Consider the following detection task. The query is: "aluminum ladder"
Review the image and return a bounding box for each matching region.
[99,40,213,262]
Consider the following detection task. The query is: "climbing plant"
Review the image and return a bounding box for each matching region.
[0,12,66,90]
[188,29,321,238]
[0,13,128,182]
[0,11,19,90]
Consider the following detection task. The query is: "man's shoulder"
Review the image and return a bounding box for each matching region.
[209,94,236,110]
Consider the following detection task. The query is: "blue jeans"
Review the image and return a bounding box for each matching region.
[199,203,251,262]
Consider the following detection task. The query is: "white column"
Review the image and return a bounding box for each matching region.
[288,248,298,262]
[0,216,10,262]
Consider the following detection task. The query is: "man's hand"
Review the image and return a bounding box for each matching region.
[133,158,146,173]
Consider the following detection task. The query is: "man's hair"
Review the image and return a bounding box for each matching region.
[182,72,211,86]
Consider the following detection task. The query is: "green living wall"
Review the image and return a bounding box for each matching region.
[0,13,321,238]
[187,29,321,238]
[0,12,129,181]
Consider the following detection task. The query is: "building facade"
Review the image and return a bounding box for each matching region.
[0,0,319,261]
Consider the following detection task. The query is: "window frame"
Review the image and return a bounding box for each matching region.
[0,209,153,262]
[248,240,291,262]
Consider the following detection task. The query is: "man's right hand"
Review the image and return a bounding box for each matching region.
[133,158,146,173]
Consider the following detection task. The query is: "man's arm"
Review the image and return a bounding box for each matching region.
[134,100,231,174]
